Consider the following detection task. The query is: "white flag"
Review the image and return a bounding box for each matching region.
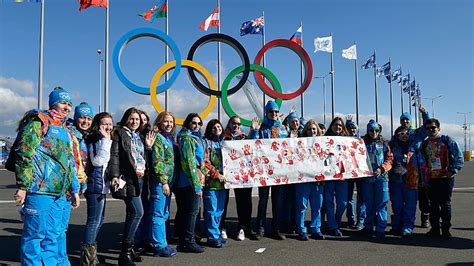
[342,44,357,60]
[314,36,333,53]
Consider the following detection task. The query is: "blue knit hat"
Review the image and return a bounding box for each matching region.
[400,112,412,122]
[367,119,381,132]
[287,112,299,122]
[49,88,72,108]
[74,103,94,121]
[346,120,358,129]
[300,117,307,127]
[264,100,279,113]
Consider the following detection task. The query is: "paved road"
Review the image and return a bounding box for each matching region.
[1,162,473,265]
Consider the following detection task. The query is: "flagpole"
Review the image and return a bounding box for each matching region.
[165,0,169,111]
[389,58,394,136]
[299,21,304,117]
[216,0,221,120]
[373,49,378,122]
[400,65,404,114]
[37,0,44,109]
[262,11,266,117]
[413,77,418,128]
[104,0,109,112]
[330,32,335,119]
[354,42,359,125]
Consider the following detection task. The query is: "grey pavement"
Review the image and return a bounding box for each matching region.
[0,162,473,265]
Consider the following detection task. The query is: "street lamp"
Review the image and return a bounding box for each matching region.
[314,73,331,126]
[457,112,472,154]
[422,95,442,118]
[97,49,103,112]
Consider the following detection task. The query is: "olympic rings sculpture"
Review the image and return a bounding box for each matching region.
[113,27,314,125]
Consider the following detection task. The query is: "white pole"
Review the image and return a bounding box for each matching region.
[330,32,335,119]
[262,11,266,117]
[38,0,44,109]
[104,1,109,112]
[165,0,169,111]
[217,0,221,120]
[98,49,102,112]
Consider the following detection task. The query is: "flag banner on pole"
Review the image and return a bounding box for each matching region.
[199,7,220,31]
[290,25,302,45]
[139,0,167,22]
[240,16,264,36]
[341,44,357,60]
[401,74,410,90]
[377,61,391,81]
[8,0,41,2]
[222,136,373,188]
[416,84,421,97]
[78,0,107,11]
[314,36,333,53]
[361,53,376,69]
[392,68,402,82]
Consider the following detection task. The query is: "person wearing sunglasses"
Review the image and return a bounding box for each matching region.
[174,113,207,253]
[222,116,259,241]
[249,100,288,240]
[323,117,350,237]
[400,107,432,228]
[344,115,365,231]
[417,119,463,238]
[361,120,393,239]
[388,126,419,237]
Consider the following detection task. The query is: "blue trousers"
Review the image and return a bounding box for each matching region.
[256,185,284,233]
[174,186,201,245]
[57,199,71,266]
[21,194,65,266]
[362,180,389,233]
[323,180,348,230]
[389,182,417,232]
[295,182,324,234]
[347,180,366,225]
[150,181,171,249]
[123,196,144,241]
[83,193,106,245]
[203,189,226,240]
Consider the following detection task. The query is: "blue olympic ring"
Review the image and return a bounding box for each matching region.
[112,28,182,95]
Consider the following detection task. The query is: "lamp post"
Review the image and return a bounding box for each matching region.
[314,73,331,126]
[457,112,472,153]
[422,95,442,118]
[97,48,103,112]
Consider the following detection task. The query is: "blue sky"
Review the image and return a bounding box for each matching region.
[0,0,472,146]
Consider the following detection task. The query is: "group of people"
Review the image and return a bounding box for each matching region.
[11,87,464,266]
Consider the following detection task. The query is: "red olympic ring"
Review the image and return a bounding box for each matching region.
[254,39,313,100]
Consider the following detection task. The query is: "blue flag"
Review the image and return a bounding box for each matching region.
[240,16,264,36]
[392,68,402,82]
[361,53,376,69]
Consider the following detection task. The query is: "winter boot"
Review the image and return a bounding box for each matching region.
[80,243,95,266]
[421,213,430,228]
[118,240,136,266]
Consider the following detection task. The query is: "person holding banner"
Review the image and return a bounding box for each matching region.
[175,113,206,253]
[295,120,325,241]
[362,120,393,239]
[149,112,178,257]
[202,119,228,248]
[323,117,350,237]
[223,116,258,241]
[249,101,288,240]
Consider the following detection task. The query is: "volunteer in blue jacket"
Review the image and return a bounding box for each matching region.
[362,120,393,239]
[149,112,178,257]
[80,112,113,264]
[14,88,84,265]
[249,101,288,240]
[323,117,350,237]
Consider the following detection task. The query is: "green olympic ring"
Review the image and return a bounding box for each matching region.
[221,64,283,127]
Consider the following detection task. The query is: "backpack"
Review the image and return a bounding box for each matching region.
[5,111,50,172]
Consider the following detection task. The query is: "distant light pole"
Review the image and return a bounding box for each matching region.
[422,95,443,118]
[314,73,331,126]
[457,112,472,153]
[97,48,103,112]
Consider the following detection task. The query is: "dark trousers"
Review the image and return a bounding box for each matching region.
[256,185,284,233]
[123,196,144,241]
[418,185,431,218]
[428,178,455,230]
[234,188,253,231]
[174,186,201,245]
[219,189,230,231]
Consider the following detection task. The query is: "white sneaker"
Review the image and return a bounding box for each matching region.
[221,230,228,240]
[237,229,245,241]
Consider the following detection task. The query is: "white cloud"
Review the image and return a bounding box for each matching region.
[0,77,35,95]
[0,87,37,136]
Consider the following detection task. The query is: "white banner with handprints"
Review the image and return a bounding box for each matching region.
[222,136,373,189]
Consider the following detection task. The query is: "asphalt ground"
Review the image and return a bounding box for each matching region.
[0,162,473,265]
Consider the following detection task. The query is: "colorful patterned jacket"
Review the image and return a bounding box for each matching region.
[389,139,418,189]
[417,135,463,186]
[363,136,393,182]
[151,131,176,186]
[203,135,225,190]
[177,128,206,193]
[249,118,288,139]
[15,110,86,196]
[67,120,89,191]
